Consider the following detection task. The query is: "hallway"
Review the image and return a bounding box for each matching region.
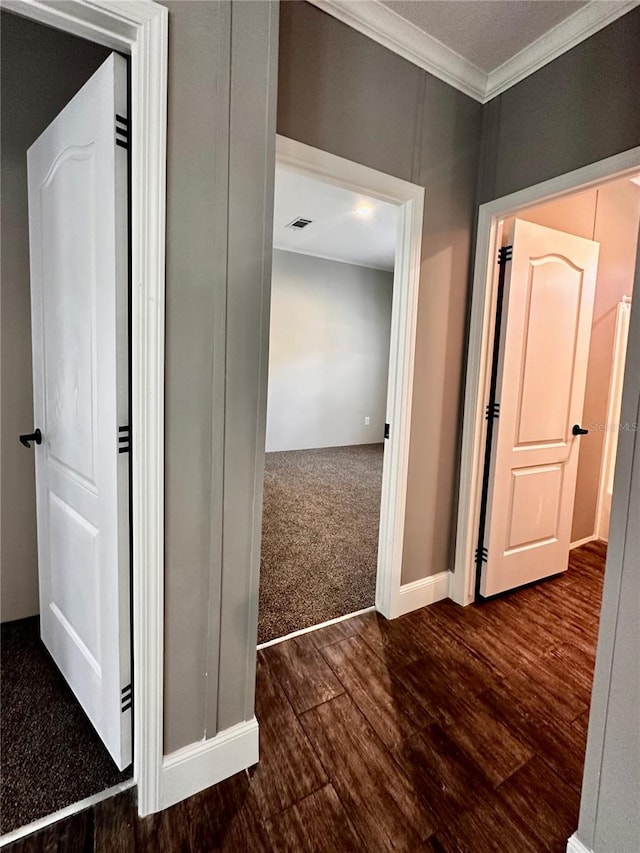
[7,542,604,851]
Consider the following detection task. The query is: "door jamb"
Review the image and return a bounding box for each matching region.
[1,0,168,817]
[451,146,640,606]
[594,294,633,542]
[274,136,425,619]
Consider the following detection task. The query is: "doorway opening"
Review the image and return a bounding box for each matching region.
[257,137,424,646]
[0,11,134,837]
[453,149,640,607]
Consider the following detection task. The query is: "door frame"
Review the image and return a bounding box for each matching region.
[274,136,425,619]
[1,0,168,818]
[451,146,640,606]
[594,294,633,542]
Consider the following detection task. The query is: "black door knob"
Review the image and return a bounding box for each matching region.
[20,428,42,448]
[572,424,589,436]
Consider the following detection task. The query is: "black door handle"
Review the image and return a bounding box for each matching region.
[572,424,589,436]
[20,428,42,448]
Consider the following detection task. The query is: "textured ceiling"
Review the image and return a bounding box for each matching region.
[273,166,398,271]
[381,0,587,72]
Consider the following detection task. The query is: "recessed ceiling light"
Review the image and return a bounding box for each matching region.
[355,203,373,218]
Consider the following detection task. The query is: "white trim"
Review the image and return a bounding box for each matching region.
[161,719,259,811]
[451,147,640,606]
[594,295,633,540]
[566,833,594,853]
[1,0,168,817]
[0,779,135,849]
[485,1,638,101]
[395,572,449,618]
[307,0,486,102]
[256,606,376,651]
[307,0,638,104]
[570,535,598,550]
[275,136,425,621]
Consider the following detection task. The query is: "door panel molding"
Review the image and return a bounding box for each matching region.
[2,0,168,818]
[452,145,640,606]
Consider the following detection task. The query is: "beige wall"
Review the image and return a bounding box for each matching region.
[518,178,640,543]
[278,0,483,584]
[0,12,110,623]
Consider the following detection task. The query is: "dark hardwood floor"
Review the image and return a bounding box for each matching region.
[5,541,605,852]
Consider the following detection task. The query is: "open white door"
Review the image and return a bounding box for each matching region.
[26,53,131,769]
[481,219,599,597]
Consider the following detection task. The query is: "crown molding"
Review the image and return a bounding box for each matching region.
[307,0,639,104]
[307,0,487,102]
[485,0,639,100]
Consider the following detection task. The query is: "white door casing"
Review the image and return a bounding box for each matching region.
[597,296,633,540]
[27,53,131,769]
[481,219,599,597]
[274,136,424,620]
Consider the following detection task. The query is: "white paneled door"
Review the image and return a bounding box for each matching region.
[481,219,600,597]
[27,54,131,769]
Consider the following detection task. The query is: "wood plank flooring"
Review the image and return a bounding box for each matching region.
[5,541,605,852]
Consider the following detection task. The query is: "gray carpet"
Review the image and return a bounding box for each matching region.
[258,443,383,644]
[0,617,131,834]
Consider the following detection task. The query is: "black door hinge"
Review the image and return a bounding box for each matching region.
[475,545,488,564]
[498,245,513,265]
[384,423,390,440]
[485,401,500,421]
[116,113,129,150]
[121,683,132,713]
[118,425,130,454]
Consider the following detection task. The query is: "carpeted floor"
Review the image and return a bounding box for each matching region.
[0,616,131,834]
[258,443,383,644]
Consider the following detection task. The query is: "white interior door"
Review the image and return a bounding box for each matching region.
[481,219,599,597]
[27,53,131,769]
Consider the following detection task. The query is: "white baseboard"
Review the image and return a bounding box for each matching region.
[161,718,259,810]
[570,534,598,549]
[394,571,449,617]
[567,832,593,853]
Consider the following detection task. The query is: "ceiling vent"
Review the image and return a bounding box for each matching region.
[286,217,312,230]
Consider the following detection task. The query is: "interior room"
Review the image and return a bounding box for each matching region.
[0,11,132,835]
[258,165,398,643]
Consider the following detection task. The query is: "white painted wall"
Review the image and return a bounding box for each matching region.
[266,250,393,452]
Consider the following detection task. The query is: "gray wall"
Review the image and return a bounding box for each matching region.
[161,0,278,752]
[475,9,640,850]
[478,7,640,203]
[278,0,483,584]
[0,12,110,624]
[266,250,393,452]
